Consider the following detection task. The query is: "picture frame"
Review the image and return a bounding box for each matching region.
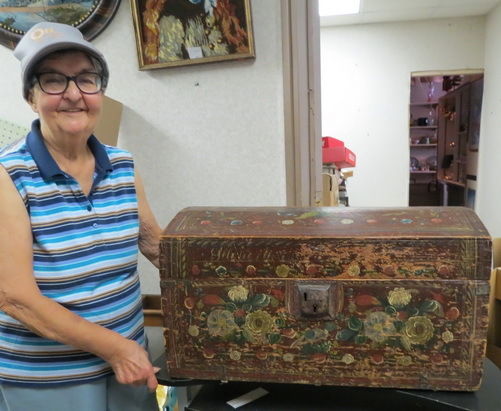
[130,0,255,70]
[0,0,121,50]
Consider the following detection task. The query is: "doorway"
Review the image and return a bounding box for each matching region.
[408,72,484,208]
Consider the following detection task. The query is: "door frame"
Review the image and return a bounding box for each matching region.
[281,0,322,206]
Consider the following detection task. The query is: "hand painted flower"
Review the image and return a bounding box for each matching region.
[228,285,249,302]
[188,325,200,337]
[441,330,454,344]
[387,287,412,308]
[229,350,241,361]
[347,264,361,277]
[445,306,460,320]
[283,353,295,362]
[396,356,412,366]
[215,266,227,276]
[243,310,275,343]
[304,328,329,342]
[342,354,355,364]
[403,316,434,345]
[363,311,397,343]
[275,264,290,278]
[370,353,384,365]
[206,309,238,337]
[246,265,257,275]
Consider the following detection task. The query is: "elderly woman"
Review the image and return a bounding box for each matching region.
[0,23,160,410]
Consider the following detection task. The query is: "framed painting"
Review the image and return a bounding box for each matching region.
[0,0,121,50]
[130,0,255,70]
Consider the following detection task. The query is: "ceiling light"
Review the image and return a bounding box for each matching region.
[319,0,361,17]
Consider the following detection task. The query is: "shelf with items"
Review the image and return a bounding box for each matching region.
[409,129,438,177]
[410,101,438,106]
[409,99,439,185]
[408,76,450,207]
[438,177,465,188]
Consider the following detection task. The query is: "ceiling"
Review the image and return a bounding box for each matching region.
[320,0,501,27]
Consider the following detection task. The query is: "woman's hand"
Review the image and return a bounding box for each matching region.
[107,339,160,392]
[0,166,160,392]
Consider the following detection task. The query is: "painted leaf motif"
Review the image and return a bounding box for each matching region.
[224,302,237,311]
[393,320,405,332]
[202,294,225,305]
[420,299,440,314]
[355,294,380,306]
[400,335,412,351]
[296,211,320,219]
[269,296,280,307]
[336,329,357,342]
[354,335,368,344]
[430,291,447,305]
[268,333,281,344]
[348,317,363,332]
[408,306,420,316]
[251,293,271,307]
[325,322,337,332]
[385,305,397,315]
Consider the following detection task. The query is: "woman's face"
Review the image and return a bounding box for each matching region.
[28,51,103,140]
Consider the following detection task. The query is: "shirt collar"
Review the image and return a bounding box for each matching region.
[26,119,113,180]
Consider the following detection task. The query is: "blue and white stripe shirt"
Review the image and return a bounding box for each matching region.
[0,120,145,386]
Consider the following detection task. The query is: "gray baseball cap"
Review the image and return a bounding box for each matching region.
[13,22,109,100]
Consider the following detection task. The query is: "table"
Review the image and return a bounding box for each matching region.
[154,356,500,411]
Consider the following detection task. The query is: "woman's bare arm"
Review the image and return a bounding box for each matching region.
[135,171,162,268]
[0,166,158,391]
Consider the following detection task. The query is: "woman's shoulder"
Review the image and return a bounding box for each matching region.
[100,144,137,173]
[0,137,30,164]
[101,143,132,156]
[102,144,134,161]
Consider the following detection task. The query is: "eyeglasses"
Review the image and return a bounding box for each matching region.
[34,72,103,95]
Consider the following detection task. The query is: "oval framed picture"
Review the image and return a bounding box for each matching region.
[0,0,121,49]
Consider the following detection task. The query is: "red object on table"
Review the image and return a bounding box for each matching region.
[322,136,356,168]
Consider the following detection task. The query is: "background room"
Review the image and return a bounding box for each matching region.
[320,0,501,237]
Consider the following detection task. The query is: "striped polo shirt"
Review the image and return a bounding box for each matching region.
[0,120,145,386]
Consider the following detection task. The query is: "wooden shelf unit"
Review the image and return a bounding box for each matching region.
[408,78,443,206]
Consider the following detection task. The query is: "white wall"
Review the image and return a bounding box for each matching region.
[320,17,485,207]
[0,0,286,292]
[477,3,501,237]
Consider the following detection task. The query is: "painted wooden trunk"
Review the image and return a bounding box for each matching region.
[159,207,491,391]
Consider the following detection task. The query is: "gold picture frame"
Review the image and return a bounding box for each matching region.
[130,0,255,70]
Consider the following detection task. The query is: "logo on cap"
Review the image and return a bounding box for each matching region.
[30,27,62,41]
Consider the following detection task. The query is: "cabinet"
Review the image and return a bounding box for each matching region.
[436,78,483,206]
[408,76,483,207]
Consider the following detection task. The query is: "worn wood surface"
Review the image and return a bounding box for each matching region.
[160,207,492,391]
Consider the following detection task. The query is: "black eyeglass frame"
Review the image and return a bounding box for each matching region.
[33,72,104,95]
